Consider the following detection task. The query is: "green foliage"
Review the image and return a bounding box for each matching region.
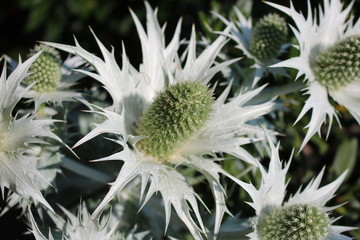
[332,138,358,180]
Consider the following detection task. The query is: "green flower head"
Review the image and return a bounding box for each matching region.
[257,204,330,240]
[137,81,214,163]
[249,13,288,61]
[25,44,62,92]
[313,35,360,90]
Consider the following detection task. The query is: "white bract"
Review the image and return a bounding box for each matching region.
[44,2,275,239]
[234,141,354,240]
[1,145,62,217]
[29,203,123,240]
[267,0,360,150]
[0,54,63,212]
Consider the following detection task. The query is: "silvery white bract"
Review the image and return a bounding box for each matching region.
[1,145,62,216]
[0,54,63,212]
[234,141,354,240]
[267,0,360,150]
[30,213,57,240]
[28,203,126,240]
[44,2,275,239]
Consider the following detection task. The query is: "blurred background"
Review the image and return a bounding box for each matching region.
[1,0,359,239]
[2,0,339,64]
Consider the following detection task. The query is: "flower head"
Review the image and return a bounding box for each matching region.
[0,55,63,212]
[267,0,360,149]
[25,44,62,92]
[248,13,288,62]
[312,35,360,90]
[215,7,289,87]
[136,81,214,163]
[44,2,275,239]
[11,43,88,110]
[234,141,354,240]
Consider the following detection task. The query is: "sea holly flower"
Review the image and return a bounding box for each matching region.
[267,0,360,150]
[214,7,289,87]
[28,203,126,240]
[44,2,275,239]
[11,43,88,110]
[234,141,354,240]
[0,54,64,212]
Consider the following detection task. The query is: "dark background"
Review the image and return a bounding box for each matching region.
[1,0,334,65]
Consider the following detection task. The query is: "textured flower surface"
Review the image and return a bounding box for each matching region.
[234,140,354,240]
[267,0,360,149]
[0,55,63,212]
[214,6,289,87]
[44,2,275,239]
[10,44,88,110]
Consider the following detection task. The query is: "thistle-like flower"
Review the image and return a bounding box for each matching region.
[234,141,354,240]
[215,7,289,87]
[267,0,360,149]
[0,55,63,212]
[14,43,87,110]
[44,2,275,239]
[28,203,125,240]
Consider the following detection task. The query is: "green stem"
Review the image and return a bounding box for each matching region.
[61,157,113,184]
[251,80,306,104]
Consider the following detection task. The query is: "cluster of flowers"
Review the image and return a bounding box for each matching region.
[0,0,358,239]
